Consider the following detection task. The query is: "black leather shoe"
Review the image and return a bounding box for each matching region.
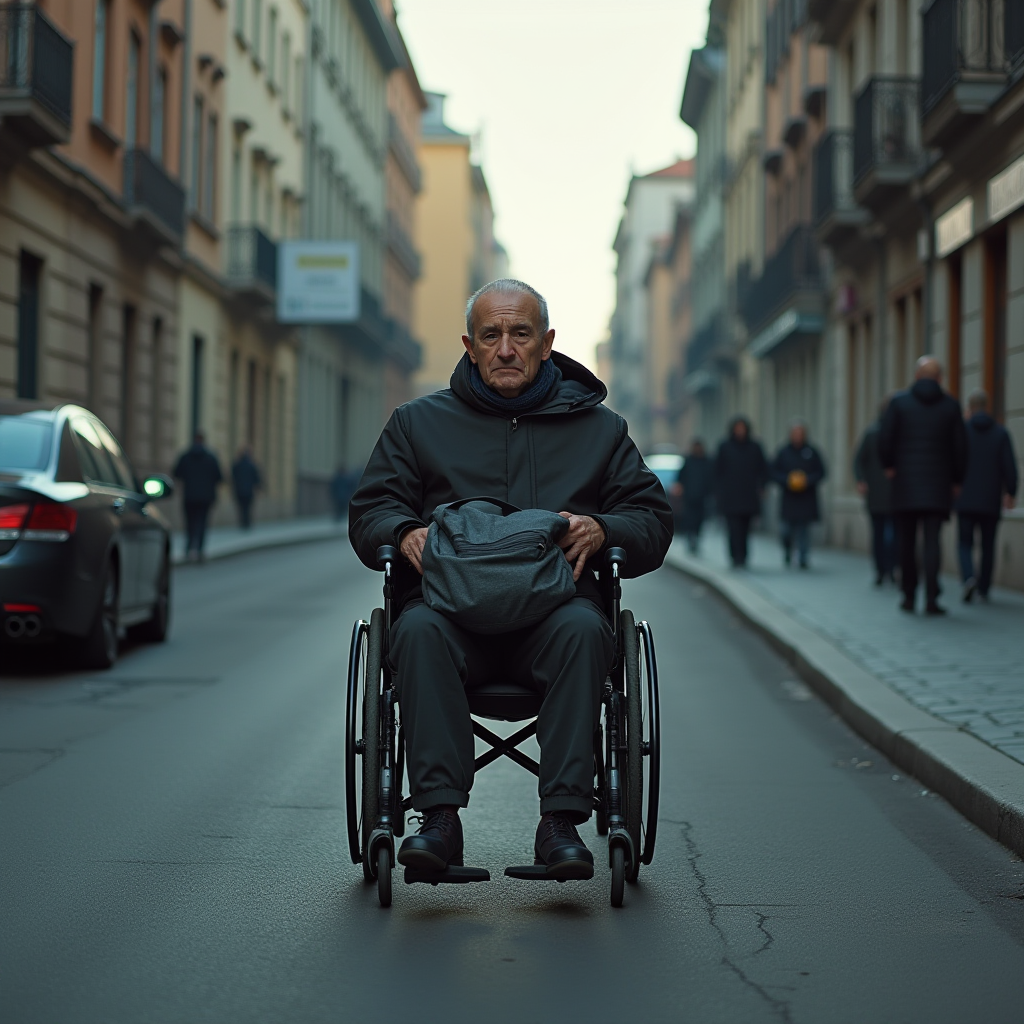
[900,597,915,613]
[534,814,594,880]
[397,809,463,871]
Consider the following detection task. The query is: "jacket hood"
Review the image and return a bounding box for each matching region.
[969,412,995,431]
[449,349,607,417]
[911,378,944,404]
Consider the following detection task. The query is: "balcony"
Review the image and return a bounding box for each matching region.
[226,226,278,303]
[123,149,185,244]
[385,210,422,280]
[808,0,858,45]
[813,129,869,248]
[0,4,73,148]
[922,0,1010,148]
[853,76,922,209]
[388,112,422,193]
[740,225,823,339]
[385,319,422,373]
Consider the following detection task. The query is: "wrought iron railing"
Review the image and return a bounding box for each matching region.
[385,210,421,279]
[0,4,73,128]
[813,129,859,223]
[123,149,185,238]
[226,225,278,291]
[740,225,820,332]
[923,0,1008,115]
[853,76,922,184]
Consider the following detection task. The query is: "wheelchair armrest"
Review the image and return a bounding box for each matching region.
[377,545,399,569]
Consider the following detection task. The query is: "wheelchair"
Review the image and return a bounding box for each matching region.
[345,544,661,909]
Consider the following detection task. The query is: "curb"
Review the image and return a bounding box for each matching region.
[171,523,347,567]
[665,548,1024,859]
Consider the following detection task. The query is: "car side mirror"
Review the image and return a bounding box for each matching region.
[143,473,175,500]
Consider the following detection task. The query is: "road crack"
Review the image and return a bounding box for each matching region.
[681,821,793,1023]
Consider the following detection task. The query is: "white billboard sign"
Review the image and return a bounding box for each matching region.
[277,241,360,323]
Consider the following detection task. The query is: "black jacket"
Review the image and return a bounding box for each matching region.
[955,413,1019,517]
[231,454,261,501]
[771,443,826,524]
[173,444,223,505]
[714,432,768,517]
[853,423,893,515]
[677,455,714,530]
[349,351,673,614]
[879,379,967,513]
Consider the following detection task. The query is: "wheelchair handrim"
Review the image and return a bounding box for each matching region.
[345,619,369,865]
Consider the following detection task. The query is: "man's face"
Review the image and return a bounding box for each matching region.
[462,291,555,398]
[732,421,748,442]
[790,425,806,448]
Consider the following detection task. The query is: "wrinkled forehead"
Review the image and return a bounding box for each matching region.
[471,291,543,334]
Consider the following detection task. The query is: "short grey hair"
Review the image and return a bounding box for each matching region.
[967,388,989,412]
[465,279,550,339]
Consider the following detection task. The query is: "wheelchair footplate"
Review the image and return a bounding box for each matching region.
[504,863,594,882]
[403,865,491,886]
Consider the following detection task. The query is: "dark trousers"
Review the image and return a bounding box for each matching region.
[958,513,999,595]
[184,501,212,555]
[870,513,897,579]
[781,521,810,565]
[725,515,752,566]
[897,511,943,605]
[390,598,613,822]
[236,497,253,529]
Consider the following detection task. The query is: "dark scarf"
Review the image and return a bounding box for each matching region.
[469,358,562,415]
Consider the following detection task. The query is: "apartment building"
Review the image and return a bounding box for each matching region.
[0,0,186,476]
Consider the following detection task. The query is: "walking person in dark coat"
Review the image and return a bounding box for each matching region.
[770,421,826,569]
[673,438,714,553]
[714,416,767,568]
[173,432,223,562]
[231,446,261,530]
[879,356,968,615]
[854,398,897,585]
[956,389,1019,603]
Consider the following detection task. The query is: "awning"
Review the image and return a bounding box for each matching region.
[748,308,823,359]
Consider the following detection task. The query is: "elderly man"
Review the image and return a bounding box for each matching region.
[770,420,826,569]
[349,279,672,878]
[880,356,967,615]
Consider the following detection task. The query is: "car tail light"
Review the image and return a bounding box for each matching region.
[3,603,41,613]
[22,502,77,541]
[0,503,30,540]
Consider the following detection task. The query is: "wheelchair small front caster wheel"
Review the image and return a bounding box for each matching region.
[610,845,625,908]
[377,847,392,908]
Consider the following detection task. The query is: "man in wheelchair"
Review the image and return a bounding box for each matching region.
[349,279,672,880]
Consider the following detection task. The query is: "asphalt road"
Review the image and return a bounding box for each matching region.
[2,539,1023,1024]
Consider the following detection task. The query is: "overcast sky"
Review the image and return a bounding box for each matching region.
[397,0,710,370]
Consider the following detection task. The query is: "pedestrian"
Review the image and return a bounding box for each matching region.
[714,416,767,568]
[956,389,1018,603]
[854,398,897,585]
[173,431,223,563]
[770,420,826,569]
[879,356,967,615]
[673,438,714,554]
[231,446,261,530]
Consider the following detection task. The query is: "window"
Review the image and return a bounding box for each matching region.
[250,159,260,223]
[281,31,291,109]
[190,334,205,437]
[126,32,140,150]
[253,0,263,62]
[92,417,136,490]
[150,317,163,465]
[294,56,303,125]
[120,304,135,452]
[235,0,246,38]
[264,171,273,228]
[268,8,278,86]
[71,417,118,486]
[191,95,203,210]
[88,284,103,411]
[229,350,240,456]
[231,145,242,222]
[92,0,108,121]
[17,252,42,401]
[152,67,167,165]
[203,113,218,219]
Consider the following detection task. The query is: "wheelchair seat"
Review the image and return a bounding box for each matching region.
[465,674,542,722]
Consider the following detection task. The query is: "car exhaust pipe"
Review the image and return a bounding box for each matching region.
[22,614,42,638]
[4,615,25,639]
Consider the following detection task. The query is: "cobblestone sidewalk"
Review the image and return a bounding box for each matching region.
[667,526,1024,766]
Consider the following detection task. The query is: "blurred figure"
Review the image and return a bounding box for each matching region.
[173,432,223,563]
[231,447,262,530]
[879,356,967,615]
[673,438,714,554]
[854,398,897,585]
[771,421,826,569]
[715,416,767,568]
[956,389,1018,603]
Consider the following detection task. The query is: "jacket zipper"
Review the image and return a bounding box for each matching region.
[511,417,518,431]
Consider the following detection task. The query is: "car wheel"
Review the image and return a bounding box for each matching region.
[130,555,171,644]
[79,558,119,670]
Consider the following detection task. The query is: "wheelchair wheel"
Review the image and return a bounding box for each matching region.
[610,845,625,908]
[377,846,392,908]
[345,619,369,866]
[620,610,643,882]
[637,620,661,867]
[360,609,384,882]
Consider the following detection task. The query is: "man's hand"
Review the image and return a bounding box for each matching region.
[884,468,896,479]
[856,481,868,496]
[1004,494,1017,511]
[557,513,606,582]
[952,485,962,499]
[400,526,428,575]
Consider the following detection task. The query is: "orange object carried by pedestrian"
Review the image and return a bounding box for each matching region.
[787,469,808,493]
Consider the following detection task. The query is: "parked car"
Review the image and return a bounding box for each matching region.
[645,451,685,520]
[0,401,174,668]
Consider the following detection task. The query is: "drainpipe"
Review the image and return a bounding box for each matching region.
[180,0,192,194]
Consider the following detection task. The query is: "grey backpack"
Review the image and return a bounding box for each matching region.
[421,498,576,634]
